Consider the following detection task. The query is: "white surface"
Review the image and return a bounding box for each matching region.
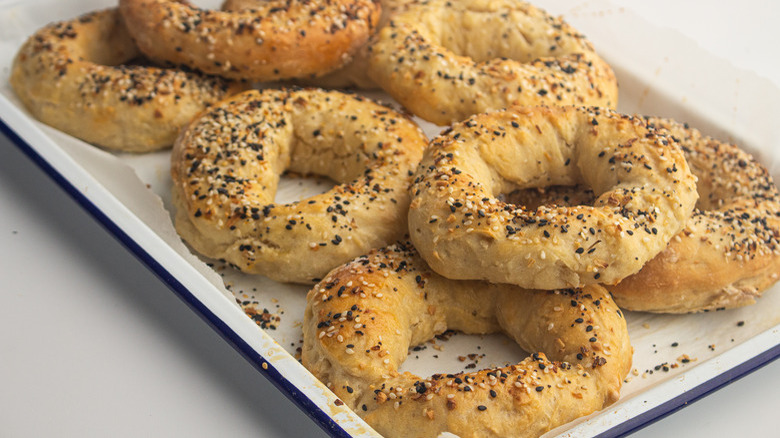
[0,135,326,438]
[1,1,779,437]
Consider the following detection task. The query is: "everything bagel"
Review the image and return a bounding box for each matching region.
[9,8,243,152]
[302,241,632,438]
[511,119,780,312]
[367,0,618,125]
[408,105,699,290]
[171,88,427,284]
[119,0,381,81]
[611,118,780,312]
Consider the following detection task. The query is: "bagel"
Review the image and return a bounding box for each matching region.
[510,119,780,312]
[408,105,699,290]
[366,0,618,125]
[171,88,427,284]
[119,0,381,82]
[610,118,780,312]
[302,241,632,438]
[9,8,244,152]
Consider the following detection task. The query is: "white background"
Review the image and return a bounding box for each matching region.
[1,1,779,437]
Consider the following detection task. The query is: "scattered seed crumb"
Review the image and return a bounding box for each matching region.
[435,330,457,341]
[242,304,281,330]
[677,354,695,364]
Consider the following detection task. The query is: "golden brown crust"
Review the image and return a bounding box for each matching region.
[608,117,780,312]
[408,105,699,290]
[119,0,381,81]
[302,241,632,438]
[507,118,780,312]
[171,88,427,283]
[366,0,618,125]
[292,0,418,89]
[9,8,244,152]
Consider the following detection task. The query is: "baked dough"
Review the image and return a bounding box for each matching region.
[408,105,699,290]
[611,117,780,312]
[499,117,780,312]
[367,0,618,125]
[9,8,244,152]
[119,0,380,81]
[298,0,417,89]
[171,88,427,284]
[302,241,632,438]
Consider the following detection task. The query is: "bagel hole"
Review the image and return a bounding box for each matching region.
[502,185,595,210]
[274,171,337,204]
[188,0,226,9]
[99,54,213,75]
[399,331,529,377]
[118,56,204,69]
[117,56,152,67]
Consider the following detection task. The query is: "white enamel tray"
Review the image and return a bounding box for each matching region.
[1,1,779,437]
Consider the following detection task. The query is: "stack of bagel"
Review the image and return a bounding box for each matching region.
[10,1,780,437]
